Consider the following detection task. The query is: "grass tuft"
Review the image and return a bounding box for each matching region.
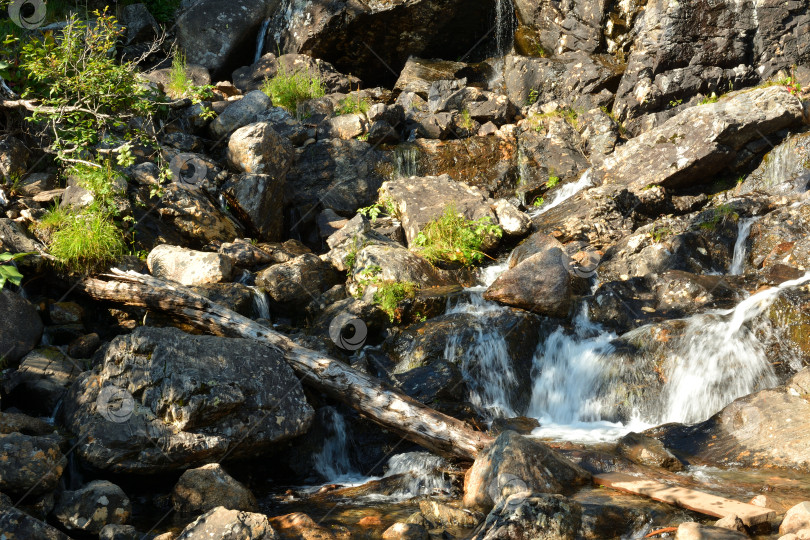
[261,63,326,113]
[413,204,502,266]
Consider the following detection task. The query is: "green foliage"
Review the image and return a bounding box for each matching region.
[336,95,370,115]
[358,196,397,222]
[0,20,29,92]
[67,162,126,210]
[19,10,155,157]
[413,205,502,266]
[648,225,672,243]
[701,92,719,105]
[45,208,125,273]
[165,49,215,102]
[527,89,539,106]
[546,175,560,188]
[532,196,545,207]
[536,44,551,58]
[261,64,326,113]
[668,98,683,108]
[374,281,419,322]
[460,108,474,130]
[0,252,33,290]
[141,0,182,22]
[698,204,738,231]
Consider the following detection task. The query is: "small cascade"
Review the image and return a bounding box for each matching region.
[729,216,759,275]
[660,272,810,424]
[443,262,517,421]
[494,0,516,57]
[312,407,360,482]
[254,18,271,64]
[531,169,593,217]
[249,286,270,320]
[383,452,451,498]
[393,145,420,178]
[0,187,9,207]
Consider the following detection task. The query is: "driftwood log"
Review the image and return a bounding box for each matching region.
[79,269,494,461]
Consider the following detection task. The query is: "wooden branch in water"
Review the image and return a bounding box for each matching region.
[79,269,494,461]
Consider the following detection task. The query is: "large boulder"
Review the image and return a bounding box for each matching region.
[222,173,285,241]
[736,131,810,197]
[266,0,498,86]
[173,463,257,514]
[232,53,361,95]
[463,431,591,511]
[155,183,242,246]
[147,244,233,286]
[255,253,342,306]
[52,480,131,534]
[61,327,314,473]
[226,122,294,176]
[472,493,583,540]
[2,347,80,416]
[0,432,65,496]
[594,86,806,194]
[175,0,280,77]
[0,135,29,181]
[285,139,389,216]
[380,174,498,246]
[613,0,810,120]
[209,90,272,139]
[350,244,458,292]
[484,234,575,318]
[176,506,278,539]
[747,201,810,274]
[0,289,43,364]
[781,502,810,536]
[0,502,71,540]
[652,386,810,471]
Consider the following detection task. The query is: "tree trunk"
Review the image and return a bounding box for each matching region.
[79,269,494,461]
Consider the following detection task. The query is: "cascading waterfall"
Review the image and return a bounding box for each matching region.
[249,286,271,320]
[530,169,593,217]
[312,407,359,482]
[383,452,452,498]
[729,216,759,275]
[494,0,516,57]
[660,272,810,424]
[254,19,272,64]
[393,145,420,178]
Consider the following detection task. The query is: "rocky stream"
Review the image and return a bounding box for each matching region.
[2,0,810,538]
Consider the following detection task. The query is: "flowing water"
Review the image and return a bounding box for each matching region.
[383,452,452,498]
[393,145,420,178]
[312,407,360,482]
[530,169,594,217]
[494,0,516,57]
[249,286,271,320]
[254,19,272,64]
[729,216,759,275]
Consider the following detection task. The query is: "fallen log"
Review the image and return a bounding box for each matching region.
[79,269,494,461]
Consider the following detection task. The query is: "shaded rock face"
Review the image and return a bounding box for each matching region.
[463,431,591,511]
[595,86,806,193]
[0,289,43,365]
[614,0,810,120]
[736,131,810,197]
[176,0,281,77]
[154,184,242,247]
[748,201,810,274]
[350,244,458,290]
[52,480,131,534]
[233,53,361,95]
[226,122,294,176]
[176,506,278,539]
[209,90,272,139]
[222,173,286,241]
[652,387,810,471]
[0,432,65,496]
[256,253,342,306]
[0,503,71,540]
[2,347,80,417]
[615,431,683,471]
[173,463,257,514]
[285,139,389,217]
[61,327,313,473]
[472,493,583,540]
[267,0,498,86]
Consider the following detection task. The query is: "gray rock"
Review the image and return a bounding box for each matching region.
[147,244,233,286]
[472,493,583,540]
[0,136,29,181]
[61,327,314,473]
[737,131,810,197]
[324,214,401,272]
[222,173,285,241]
[514,0,610,55]
[210,91,272,140]
[226,122,294,176]
[266,0,497,86]
[232,53,361,95]
[0,432,65,496]
[595,87,805,193]
[419,499,482,529]
[484,234,574,318]
[285,139,389,216]
[173,463,257,514]
[2,347,80,416]
[142,64,211,93]
[318,113,368,140]
[120,4,159,44]
[256,253,341,306]
[616,432,683,471]
[53,480,131,534]
[0,504,71,540]
[382,522,429,540]
[0,289,43,364]
[176,0,279,75]
[176,506,278,539]
[350,244,456,293]
[0,411,54,435]
[463,431,591,511]
[788,369,810,397]
[493,199,531,237]
[156,183,242,246]
[99,524,140,540]
[381,174,498,246]
[714,515,746,532]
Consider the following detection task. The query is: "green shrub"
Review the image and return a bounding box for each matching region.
[336,95,369,115]
[46,209,125,273]
[374,281,419,322]
[261,64,326,113]
[19,9,155,158]
[413,205,502,266]
[546,175,560,188]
